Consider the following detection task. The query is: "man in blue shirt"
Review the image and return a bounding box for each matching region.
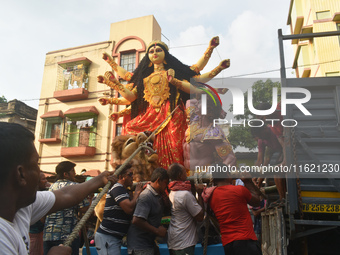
[43,161,89,255]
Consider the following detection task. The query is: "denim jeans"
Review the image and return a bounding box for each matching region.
[95,231,122,255]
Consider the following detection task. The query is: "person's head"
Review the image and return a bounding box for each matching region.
[55,161,76,182]
[168,163,186,181]
[0,122,40,208]
[211,163,232,185]
[115,163,134,187]
[150,167,169,193]
[38,171,49,191]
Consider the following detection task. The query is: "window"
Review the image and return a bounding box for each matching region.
[120,53,136,72]
[56,58,91,91]
[316,11,331,20]
[63,116,97,148]
[39,110,64,143]
[54,58,91,102]
[65,65,88,90]
[57,63,89,90]
[41,117,62,139]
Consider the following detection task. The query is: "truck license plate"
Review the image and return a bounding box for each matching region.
[302,203,340,213]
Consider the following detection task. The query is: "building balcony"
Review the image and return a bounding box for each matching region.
[332,12,340,21]
[292,16,304,44]
[53,88,89,102]
[301,25,313,34]
[38,137,62,143]
[60,146,96,157]
[301,68,311,78]
[54,57,91,102]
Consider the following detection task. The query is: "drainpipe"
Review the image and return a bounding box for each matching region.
[38,98,49,165]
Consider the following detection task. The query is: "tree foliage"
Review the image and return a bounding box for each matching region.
[228,125,258,150]
[228,79,281,150]
[0,95,7,103]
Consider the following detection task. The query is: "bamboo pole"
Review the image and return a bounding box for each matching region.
[64,105,179,247]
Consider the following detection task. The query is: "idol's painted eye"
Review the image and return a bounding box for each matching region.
[149,49,154,54]
[156,48,163,53]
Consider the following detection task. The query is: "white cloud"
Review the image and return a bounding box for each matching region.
[0,0,292,108]
[224,11,278,77]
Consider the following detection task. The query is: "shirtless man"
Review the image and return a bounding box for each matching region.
[183,95,236,173]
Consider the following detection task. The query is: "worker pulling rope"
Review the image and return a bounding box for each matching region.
[63,102,267,250]
[63,105,180,247]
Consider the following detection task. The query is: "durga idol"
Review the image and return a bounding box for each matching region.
[98,37,230,169]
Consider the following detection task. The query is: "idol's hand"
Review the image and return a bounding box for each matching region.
[99,98,109,105]
[102,52,118,72]
[210,36,220,48]
[219,59,230,70]
[167,69,175,82]
[102,52,113,62]
[109,113,120,122]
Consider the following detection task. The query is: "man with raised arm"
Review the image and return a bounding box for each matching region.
[0,122,116,255]
[95,164,142,255]
[206,165,263,255]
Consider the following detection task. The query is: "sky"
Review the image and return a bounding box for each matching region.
[0,0,295,109]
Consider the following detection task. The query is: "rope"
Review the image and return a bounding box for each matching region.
[203,216,210,255]
[64,179,111,246]
[63,105,180,247]
[193,172,209,255]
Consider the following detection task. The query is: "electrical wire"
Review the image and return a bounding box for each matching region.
[14,41,340,102]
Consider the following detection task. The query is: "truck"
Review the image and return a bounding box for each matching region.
[261,29,340,255]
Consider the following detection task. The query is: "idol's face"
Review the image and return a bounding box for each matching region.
[148,45,165,65]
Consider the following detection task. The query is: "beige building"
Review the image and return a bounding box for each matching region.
[287,0,340,77]
[0,99,37,133]
[35,15,161,174]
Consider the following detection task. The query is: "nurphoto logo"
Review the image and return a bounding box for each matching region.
[198,85,311,128]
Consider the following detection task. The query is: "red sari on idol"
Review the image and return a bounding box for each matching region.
[123,70,187,169]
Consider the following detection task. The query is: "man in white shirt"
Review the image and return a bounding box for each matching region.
[0,122,116,255]
[167,163,204,255]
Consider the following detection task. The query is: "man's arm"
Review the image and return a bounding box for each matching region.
[78,193,93,215]
[48,171,116,214]
[193,184,205,222]
[47,245,72,255]
[242,177,261,207]
[252,206,266,217]
[255,149,264,166]
[132,216,167,237]
[119,184,143,215]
